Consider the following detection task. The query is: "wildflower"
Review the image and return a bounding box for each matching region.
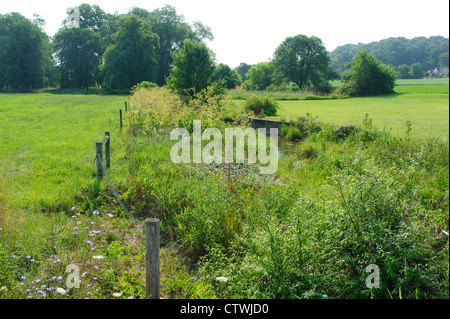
[71,207,76,211]
[73,227,78,230]
[81,272,87,277]
[93,210,99,215]
[216,276,228,283]
[20,282,25,286]
[92,255,104,260]
[21,276,26,280]
[93,265,98,269]
[127,296,134,299]
[57,276,63,280]
[56,287,65,295]
[112,292,122,297]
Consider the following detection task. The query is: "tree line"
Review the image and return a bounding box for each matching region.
[0,3,338,94]
[330,36,449,77]
[1,4,448,93]
[0,4,214,91]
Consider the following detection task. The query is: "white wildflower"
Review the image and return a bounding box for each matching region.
[56,287,66,295]
[216,276,229,283]
[93,255,104,260]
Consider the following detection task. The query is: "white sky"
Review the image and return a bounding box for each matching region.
[1,0,449,68]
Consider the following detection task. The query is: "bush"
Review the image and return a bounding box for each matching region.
[338,50,396,96]
[136,81,157,89]
[334,124,359,140]
[243,95,279,117]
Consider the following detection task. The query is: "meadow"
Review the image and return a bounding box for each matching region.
[232,82,449,139]
[0,81,448,299]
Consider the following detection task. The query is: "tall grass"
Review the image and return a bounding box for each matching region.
[1,91,448,299]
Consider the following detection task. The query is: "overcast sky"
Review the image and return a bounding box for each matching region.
[1,0,449,68]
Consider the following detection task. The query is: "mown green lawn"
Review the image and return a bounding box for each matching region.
[0,93,127,209]
[267,88,449,139]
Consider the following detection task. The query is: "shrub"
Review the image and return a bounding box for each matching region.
[136,81,157,89]
[338,50,396,96]
[281,125,304,142]
[333,124,359,140]
[243,95,279,117]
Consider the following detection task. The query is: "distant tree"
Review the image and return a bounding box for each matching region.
[337,50,396,96]
[410,63,424,79]
[212,64,242,89]
[62,4,107,31]
[235,63,252,82]
[243,62,278,90]
[397,64,411,79]
[166,39,216,97]
[273,34,334,92]
[330,36,449,74]
[101,15,159,90]
[191,20,214,42]
[54,4,110,89]
[53,27,101,89]
[439,52,449,68]
[0,12,50,89]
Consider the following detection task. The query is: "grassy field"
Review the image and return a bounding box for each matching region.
[0,93,126,209]
[233,83,449,139]
[0,87,448,299]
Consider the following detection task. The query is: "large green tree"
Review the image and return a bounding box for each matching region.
[130,5,213,86]
[53,27,101,89]
[212,64,242,89]
[243,62,278,90]
[166,39,216,97]
[54,4,108,89]
[338,50,396,96]
[273,34,334,92]
[101,15,159,90]
[0,12,50,89]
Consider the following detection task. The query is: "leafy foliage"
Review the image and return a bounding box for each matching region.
[330,36,449,74]
[336,50,397,96]
[0,12,52,89]
[273,34,335,92]
[166,39,216,98]
[243,95,279,117]
[101,15,159,90]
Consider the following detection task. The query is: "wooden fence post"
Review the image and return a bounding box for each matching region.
[105,132,110,169]
[125,101,127,112]
[96,142,103,181]
[120,109,123,129]
[145,218,160,299]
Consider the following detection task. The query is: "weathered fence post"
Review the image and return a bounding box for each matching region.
[120,109,123,129]
[105,132,110,169]
[95,142,103,181]
[125,101,127,112]
[145,218,160,299]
